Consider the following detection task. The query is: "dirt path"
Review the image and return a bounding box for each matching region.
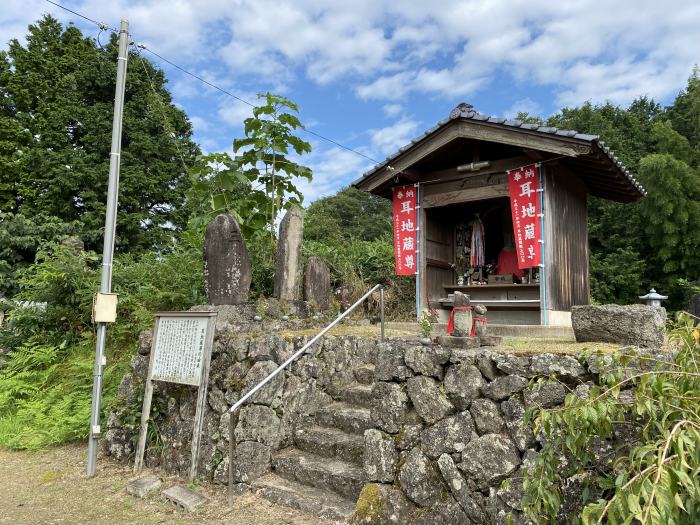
[0,444,336,525]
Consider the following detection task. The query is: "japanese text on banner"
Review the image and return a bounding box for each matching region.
[507,165,542,269]
[392,185,417,275]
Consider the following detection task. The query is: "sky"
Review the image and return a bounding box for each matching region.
[2,0,699,203]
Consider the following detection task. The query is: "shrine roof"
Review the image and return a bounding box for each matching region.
[353,103,645,203]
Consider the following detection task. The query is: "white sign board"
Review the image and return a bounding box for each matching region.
[151,316,210,385]
[134,311,217,482]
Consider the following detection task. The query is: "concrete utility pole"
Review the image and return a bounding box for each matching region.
[87,18,129,477]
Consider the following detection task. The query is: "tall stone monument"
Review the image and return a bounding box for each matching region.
[203,213,252,305]
[274,206,304,301]
[303,256,331,311]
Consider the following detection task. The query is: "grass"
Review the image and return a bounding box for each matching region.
[500,337,623,356]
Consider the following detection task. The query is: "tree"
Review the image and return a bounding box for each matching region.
[189,93,312,239]
[0,16,200,292]
[304,187,393,243]
[666,67,700,155]
[637,154,700,289]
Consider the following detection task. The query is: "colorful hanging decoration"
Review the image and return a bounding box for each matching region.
[507,164,542,269]
[392,185,418,275]
[470,215,485,268]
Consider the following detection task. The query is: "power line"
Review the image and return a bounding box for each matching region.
[136,44,382,165]
[138,46,256,109]
[44,0,383,166]
[44,0,117,32]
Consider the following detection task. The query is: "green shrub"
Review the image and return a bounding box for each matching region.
[0,239,205,450]
[303,239,415,320]
[523,312,700,524]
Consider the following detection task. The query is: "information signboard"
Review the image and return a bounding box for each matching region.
[134,311,217,482]
[151,316,210,385]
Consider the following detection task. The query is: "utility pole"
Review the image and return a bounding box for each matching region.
[87,18,129,477]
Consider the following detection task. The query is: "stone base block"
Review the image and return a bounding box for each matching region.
[126,475,161,498]
[437,336,481,349]
[161,485,207,512]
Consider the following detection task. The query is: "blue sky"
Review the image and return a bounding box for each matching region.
[2,1,699,202]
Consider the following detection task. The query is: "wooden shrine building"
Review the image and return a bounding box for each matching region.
[353,103,645,326]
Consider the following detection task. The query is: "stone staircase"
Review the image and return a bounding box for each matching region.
[252,366,375,521]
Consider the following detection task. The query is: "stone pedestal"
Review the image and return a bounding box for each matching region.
[203,214,252,305]
[274,206,304,301]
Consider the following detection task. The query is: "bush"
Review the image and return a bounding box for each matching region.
[523,312,700,524]
[0,239,205,450]
[303,239,415,320]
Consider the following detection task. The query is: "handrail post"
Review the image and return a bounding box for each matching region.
[228,410,235,504]
[380,286,385,341]
[225,283,383,499]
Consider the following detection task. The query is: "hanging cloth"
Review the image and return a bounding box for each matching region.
[470,215,485,267]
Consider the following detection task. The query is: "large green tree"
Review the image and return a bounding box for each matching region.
[0,16,199,294]
[546,82,700,308]
[304,186,393,243]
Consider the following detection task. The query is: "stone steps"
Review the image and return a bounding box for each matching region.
[253,473,356,521]
[340,383,373,407]
[272,447,366,500]
[316,402,373,434]
[294,425,365,465]
[354,364,375,385]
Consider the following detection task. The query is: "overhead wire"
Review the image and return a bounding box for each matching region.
[44,0,117,32]
[42,0,407,172]
[135,44,382,166]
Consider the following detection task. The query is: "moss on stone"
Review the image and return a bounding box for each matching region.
[354,483,387,524]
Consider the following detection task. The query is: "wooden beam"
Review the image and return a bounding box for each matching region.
[421,154,533,183]
[423,183,510,208]
[360,120,592,193]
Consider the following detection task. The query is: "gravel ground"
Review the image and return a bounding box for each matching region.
[0,443,337,525]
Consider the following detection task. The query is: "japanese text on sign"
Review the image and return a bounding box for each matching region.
[151,316,210,386]
[393,185,418,275]
[508,165,542,269]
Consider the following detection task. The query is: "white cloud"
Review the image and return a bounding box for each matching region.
[382,103,403,118]
[369,118,420,156]
[298,146,371,203]
[3,0,698,109]
[217,97,255,128]
[504,98,542,119]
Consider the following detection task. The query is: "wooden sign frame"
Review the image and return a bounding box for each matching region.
[133,311,217,482]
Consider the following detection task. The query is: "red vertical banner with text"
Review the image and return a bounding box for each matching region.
[508,165,542,269]
[393,185,417,275]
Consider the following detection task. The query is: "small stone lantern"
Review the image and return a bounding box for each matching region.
[639,288,667,307]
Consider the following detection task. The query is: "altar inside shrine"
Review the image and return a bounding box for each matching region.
[354,103,645,326]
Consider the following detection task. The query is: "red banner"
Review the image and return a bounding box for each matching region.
[508,165,542,269]
[393,185,418,275]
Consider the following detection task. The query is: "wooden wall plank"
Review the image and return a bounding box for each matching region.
[543,166,589,312]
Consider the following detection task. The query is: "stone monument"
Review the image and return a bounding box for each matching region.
[303,256,331,311]
[452,291,472,337]
[274,206,304,301]
[203,213,251,305]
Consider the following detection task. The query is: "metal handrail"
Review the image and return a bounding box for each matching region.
[227,284,385,499]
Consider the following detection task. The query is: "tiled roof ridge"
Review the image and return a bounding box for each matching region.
[359,102,645,196]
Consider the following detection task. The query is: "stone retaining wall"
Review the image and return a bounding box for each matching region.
[105,311,658,524]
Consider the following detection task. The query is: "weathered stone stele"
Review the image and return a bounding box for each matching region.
[203,213,251,305]
[303,256,331,311]
[274,206,304,301]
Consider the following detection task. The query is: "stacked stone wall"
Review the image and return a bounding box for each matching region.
[105,314,662,524]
